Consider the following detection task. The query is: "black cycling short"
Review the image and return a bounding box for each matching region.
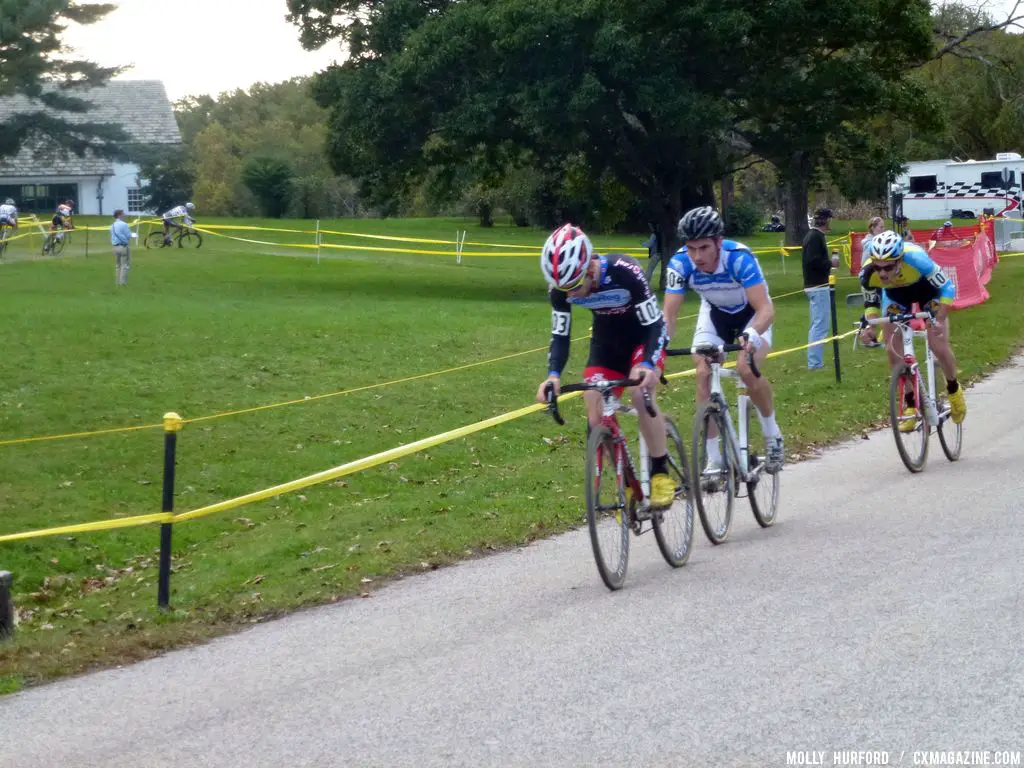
[882,281,943,313]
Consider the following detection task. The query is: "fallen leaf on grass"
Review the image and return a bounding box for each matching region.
[243,574,265,586]
[234,517,255,529]
[313,563,340,573]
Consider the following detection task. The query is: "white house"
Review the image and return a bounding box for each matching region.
[895,153,1024,221]
[0,81,181,216]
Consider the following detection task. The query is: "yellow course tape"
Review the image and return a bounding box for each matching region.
[0,327,859,542]
[0,512,173,544]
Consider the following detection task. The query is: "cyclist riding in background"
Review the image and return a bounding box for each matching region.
[858,230,966,427]
[43,199,74,253]
[0,198,17,231]
[534,223,675,510]
[662,206,785,474]
[162,202,196,245]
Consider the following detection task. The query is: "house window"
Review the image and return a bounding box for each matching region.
[0,183,79,214]
[908,175,938,194]
[126,188,145,213]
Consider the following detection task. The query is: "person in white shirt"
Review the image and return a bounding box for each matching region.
[0,199,17,229]
[162,202,196,245]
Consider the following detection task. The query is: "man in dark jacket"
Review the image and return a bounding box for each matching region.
[802,207,839,370]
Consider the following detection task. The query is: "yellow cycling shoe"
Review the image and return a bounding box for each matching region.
[649,472,676,510]
[949,388,967,424]
[899,407,920,433]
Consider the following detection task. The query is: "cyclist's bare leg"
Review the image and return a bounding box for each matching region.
[584,390,603,430]
[927,318,958,382]
[695,356,716,436]
[631,387,667,457]
[737,344,773,419]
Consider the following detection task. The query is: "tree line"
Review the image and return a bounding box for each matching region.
[3,1,1022,246]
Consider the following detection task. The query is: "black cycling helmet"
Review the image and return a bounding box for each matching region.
[677,206,724,242]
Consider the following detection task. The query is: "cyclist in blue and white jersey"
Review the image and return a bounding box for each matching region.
[162,202,196,245]
[662,206,784,473]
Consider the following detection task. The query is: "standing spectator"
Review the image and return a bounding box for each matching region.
[642,221,664,289]
[111,209,135,286]
[859,216,886,348]
[896,215,915,242]
[801,207,839,370]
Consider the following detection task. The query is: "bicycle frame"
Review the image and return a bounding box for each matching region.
[668,344,763,484]
[861,312,943,427]
[598,395,650,514]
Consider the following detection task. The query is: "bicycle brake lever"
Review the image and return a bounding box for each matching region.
[544,382,565,426]
[641,388,657,418]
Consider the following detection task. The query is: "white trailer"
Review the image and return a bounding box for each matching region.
[896,152,1024,220]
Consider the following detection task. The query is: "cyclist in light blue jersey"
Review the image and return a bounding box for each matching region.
[662,206,784,473]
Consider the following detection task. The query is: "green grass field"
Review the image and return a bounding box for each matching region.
[1,214,1021,690]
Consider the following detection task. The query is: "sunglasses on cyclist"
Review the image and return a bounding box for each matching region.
[876,261,901,274]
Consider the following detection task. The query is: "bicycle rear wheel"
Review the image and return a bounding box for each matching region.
[652,417,694,568]
[935,391,962,461]
[48,234,67,256]
[585,425,630,590]
[178,231,202,248]
[890,365,929,472]
[745,403,779,528]
[692,401,734,545]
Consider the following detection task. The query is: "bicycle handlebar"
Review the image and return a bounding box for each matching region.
[860,310,935,328]
[665,342,761,379]
[544,378,656,426]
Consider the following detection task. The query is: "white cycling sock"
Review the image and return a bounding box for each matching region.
[705,438,722,464]
[758,411,781,440]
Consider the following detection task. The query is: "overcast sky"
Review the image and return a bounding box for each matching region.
[62,0,1023,103]
[62,0,344,101]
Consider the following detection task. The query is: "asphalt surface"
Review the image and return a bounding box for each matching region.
[2,361,1023,768]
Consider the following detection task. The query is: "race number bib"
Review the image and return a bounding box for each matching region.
[927,270,948,289]
[634,296,662,325]
[551,310,571,336]
[666,269,684,291]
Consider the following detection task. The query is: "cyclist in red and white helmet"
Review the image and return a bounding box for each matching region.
[536,223,675,510]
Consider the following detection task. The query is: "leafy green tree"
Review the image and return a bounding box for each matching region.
[242,156,294,218]
[137,148,194,214]
[0,1,126,160]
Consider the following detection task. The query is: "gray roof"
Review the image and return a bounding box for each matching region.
[0,80,181,177]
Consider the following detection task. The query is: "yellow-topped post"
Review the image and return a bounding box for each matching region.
[158,411,184,608]
[828,270,842,384]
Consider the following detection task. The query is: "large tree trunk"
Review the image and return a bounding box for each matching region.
[781,151,815,247]
[721,172,735,213]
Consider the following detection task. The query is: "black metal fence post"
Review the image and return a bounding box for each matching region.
[829,272,842,384]
[158,412,183,609]
[0,571,13,640]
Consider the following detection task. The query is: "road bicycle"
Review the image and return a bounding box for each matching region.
[545,378,694,591]
[855,308,962,472]
[145,223,203,249]
[0,223,12,258]
[41,225,70,256]
[667,344,780,545]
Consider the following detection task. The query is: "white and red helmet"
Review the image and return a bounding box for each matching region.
[541,223,593,289]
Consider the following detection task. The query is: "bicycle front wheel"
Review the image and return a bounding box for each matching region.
[935,390,962,462]
[178,231,202,248]
[50,233,67,256]
[890,365,929,473]
[745,402,779,528]
[585,425,630,591]
[692,401,734,545]
[652,417,694,568]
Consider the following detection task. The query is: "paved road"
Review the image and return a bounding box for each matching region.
[3,362,1023,768]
